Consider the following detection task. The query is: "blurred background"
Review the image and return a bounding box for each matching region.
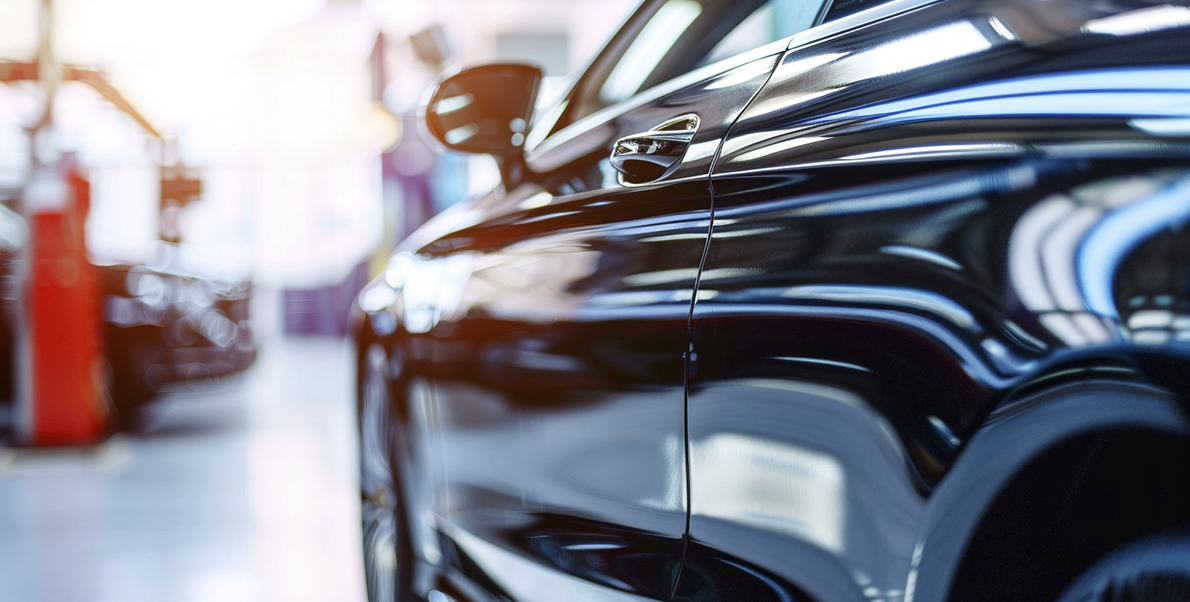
[0,0,637,600]
[0,0,636,329]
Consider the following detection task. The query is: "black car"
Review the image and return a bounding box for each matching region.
[352,0,1190,601]
[0,203,255,431]
[95,253,256,421]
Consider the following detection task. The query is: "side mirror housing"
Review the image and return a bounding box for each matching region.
[423,64,542,157]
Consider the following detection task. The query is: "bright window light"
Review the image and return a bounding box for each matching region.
[600,0,703,104]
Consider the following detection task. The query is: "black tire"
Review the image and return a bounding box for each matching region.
[107,361,156,432]
[359,344,412,602]
[1055,529,1190,602]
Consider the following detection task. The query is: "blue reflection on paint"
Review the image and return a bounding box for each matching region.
[815,68,1190,126]
[1078,175,1190,318]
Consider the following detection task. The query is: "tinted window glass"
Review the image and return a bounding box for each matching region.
[820,0,900,24]
[535,0,850,142]
[552,0,771,131]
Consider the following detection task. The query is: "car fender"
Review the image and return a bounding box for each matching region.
[908,376,1190,602]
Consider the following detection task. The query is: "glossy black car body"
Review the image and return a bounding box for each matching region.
[353,0,1190,601]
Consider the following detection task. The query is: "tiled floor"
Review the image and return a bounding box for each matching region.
[0,336,365,602]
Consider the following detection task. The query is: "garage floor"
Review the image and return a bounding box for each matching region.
[0,337,365,602]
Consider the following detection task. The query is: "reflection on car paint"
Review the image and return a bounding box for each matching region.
[356,0,1190,600]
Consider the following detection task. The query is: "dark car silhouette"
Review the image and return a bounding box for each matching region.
[353,0,1190,601]
[0,203,255,431]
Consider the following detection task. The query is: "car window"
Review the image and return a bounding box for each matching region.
[598,0,707,105]
[536,0,830,144]
[698,0,826,69]
[597,0,827,108]
[819,0,902,25]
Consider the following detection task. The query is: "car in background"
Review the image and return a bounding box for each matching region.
[95,252,255,424]
[0,202,255,432]
[353,0,1190,601]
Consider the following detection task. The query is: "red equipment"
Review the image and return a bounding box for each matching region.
[23,159,110,444]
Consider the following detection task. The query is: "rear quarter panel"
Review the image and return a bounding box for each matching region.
[684,0,1190,600]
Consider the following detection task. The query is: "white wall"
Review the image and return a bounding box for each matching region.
[0,0,640,287]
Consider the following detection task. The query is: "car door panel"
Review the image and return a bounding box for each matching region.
[684,0,1190,600]
[390,51,782,602]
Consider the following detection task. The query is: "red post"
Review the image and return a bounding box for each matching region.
[12,0,114,445]
[21,159,111,445]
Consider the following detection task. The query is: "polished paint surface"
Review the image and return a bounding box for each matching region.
[356,0,1190,601]
[687,0,1190,598]
[357,37,780,602]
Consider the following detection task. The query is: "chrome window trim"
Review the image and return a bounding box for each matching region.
[525,0,949,171]
[788,0,948,52]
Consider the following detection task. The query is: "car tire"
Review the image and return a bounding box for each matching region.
[106,360,155,432]
[360,344,412,602]
[1054,528,1190,602]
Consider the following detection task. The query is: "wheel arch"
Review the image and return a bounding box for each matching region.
[908,378,1190,602]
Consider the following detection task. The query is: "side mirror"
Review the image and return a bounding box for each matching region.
[422,64,542,157]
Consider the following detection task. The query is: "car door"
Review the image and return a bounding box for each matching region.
[681,0,1190,600]
[390,2,791,601]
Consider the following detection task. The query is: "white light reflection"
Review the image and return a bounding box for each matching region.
[980,338,1037,373]
[518,191,554,210]
[642,433,687,513]
[782,284,978,331]
[987,16,1016,41]
[734,136,830,162]
[1009,195,1075,312]
[588,291,672,309]
[700,267,767,281]
[737,52,852,119]
[442,525,654,602]
[741,88,838,121]
[1082,5,1190,36]
[1130,118,1190,137]
[433,94,474,115]
[682,140,722,164]
[524,99,568,152]
[885,93,1190,123]
[720,129,803,158]
[703,57,777,91]
[859,21,993,80]
[1009,173,1190,347]
[841,143,1023,163]
[1079,174,1190,318]
[622,267,699,287]
[359,284,398,313]
[819,68,1190,125]
[384,253,416,290]
[879,245,964,271]
[444,124,479,145]
[640,232,706,243]
[1041,206,1101,311]
[600,0,703,104]
[710,226,784,240]
[1129,310,1175,329]
[781,52,848,77]
[691,433,845,553]
[395,253,475,334]
[1009,189,1115,345]
[774,356,872,372]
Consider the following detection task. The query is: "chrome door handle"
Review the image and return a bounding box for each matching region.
[610,114,700,184]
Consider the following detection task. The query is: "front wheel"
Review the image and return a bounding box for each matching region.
[359,344,411,602]
[1055,528,1190,602]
